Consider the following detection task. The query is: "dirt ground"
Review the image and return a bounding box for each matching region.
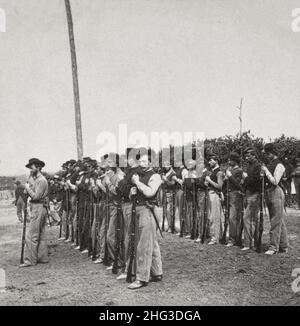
[0,203,300,306]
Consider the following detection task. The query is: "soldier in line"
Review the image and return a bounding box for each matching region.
[262,143,289,255]
[224,152,244,248]
[128,148,163,290]
[161,160,176,233]
[205,154,225,245]
[20,158,49,268]
[242,147,262,251]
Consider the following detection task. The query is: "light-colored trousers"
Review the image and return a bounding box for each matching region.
[24,203,49,265]
[208,191,225,242]
[135,205,163,283]
[265,186,289,251]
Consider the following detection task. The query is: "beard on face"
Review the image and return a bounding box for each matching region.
[30,170,38,177]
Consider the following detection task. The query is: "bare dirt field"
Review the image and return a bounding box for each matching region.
[0,204,300,306]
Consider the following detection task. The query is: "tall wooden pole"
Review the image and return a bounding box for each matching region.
[237,98,243,138]
[64,0,84,160]
[237,97,244,165]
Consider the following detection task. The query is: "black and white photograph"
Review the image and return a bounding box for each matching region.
[0,0,300,310]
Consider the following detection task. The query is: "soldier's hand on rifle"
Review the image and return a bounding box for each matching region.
[162,175,168,182]
[225,170,232,178]
[261,165,268,175]
[205,176,211,184]
[242,172,248,179]
[131,174,140,185]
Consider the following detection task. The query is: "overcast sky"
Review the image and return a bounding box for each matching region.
[0,0,300,175]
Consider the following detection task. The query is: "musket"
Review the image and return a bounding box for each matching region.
[257,174,265,253]
[20,177,30,264]
[65,188,70,240]
[92,194,101,261]
[126,191,137,283]
[112,196,122,274]
[171,189,176,234]
[103,190,110,266]
[191,180,197,240]
[201,187,209,244]
[161,184,166,232]
[238,192,244,247]
[88,187,94,257]
[180,182,186,238]
[221,178,230,244]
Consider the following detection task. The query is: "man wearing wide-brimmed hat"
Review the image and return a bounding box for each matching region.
[20,158,49,267]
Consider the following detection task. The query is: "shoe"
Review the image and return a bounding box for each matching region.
[279,248,289,254]
[185,235,191,239]
[208,240,217,245]
[81,249,88,254]
[128,280,147,290]
[58,237,65,241]
[106,265,113,271]
[150,275,163,282]
[241,247,250,251]
[116,273,127,281]
[64,239,72,243]
[74,246,80,250]
[19,263,33,268]
[93,258,104,264]
[226,243,234,247]
[265,249,277,255]
[176,232,180,236]
[195,238,201,243]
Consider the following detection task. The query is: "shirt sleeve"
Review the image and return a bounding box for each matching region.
[137,174,162,198]
[266,163,285,186]
[27,179,48,200]
[182,169,189,179]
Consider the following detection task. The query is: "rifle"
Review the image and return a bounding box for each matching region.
[201,188,209,244]
[180,183,186,238]
[112,197,122,274]
[171,190,176,234]
[237,192,244,247]
[20,198,28,265]
[88,189,94,257]
[126,192,137,283]
[92,199,100,261]
[221,179,230,244]
[191,180,197,240]
[75,198,79,247]
[161,184,166,232]
[65,188,70,240]
[257,175,265,253]
[103,191,110,266]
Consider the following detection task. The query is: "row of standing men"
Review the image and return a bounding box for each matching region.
[46,144,289,289]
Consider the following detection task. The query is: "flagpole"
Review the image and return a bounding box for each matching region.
[64,0,84,160]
